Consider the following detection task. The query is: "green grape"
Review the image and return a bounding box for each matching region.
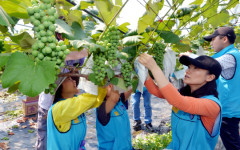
[39,10,46,17]
[27,7,34,15]
[152,43,166,70]
[32,43,38,50]
[41,37,48,43]
[30,16,35,23]
[39,30,46,36]
[34,13,41,20]
[44,88,49,94]
[55,46,61,51]
[49,24,56,31]
[54,13,59,19]
[38,53,44,60]
[58,51,64,57]
[61,45,67,51]
[43,21,50,28]
[92,52,107,83]
[46,30,54,36]
[33,6,40,13]
[121,62,132,87]
[45,47,52,54]
[39,3,46,10]
[58,40,64,46]
[38,24,45,30]
[64,49,70,55]
[32,50,38,56]
[49,16,55,22]
[38,42,45,49]
[42,16,49,22]
[49,43,56,49]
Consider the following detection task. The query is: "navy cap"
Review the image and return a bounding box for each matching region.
[180,55,222,79]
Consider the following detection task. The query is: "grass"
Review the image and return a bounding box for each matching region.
[1,137,9,140]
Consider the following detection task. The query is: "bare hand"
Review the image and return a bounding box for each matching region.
[106,85,120,104]
[138,53,157,70]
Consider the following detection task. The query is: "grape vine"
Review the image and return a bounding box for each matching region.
[27,0,70,94]
[152,43,166,70]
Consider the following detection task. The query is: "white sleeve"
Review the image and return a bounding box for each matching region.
[215,54,236,70]
[215,54,236,79]
[38,92,53,110]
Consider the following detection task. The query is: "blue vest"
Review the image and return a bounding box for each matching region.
[167,95,222,150]
[96,100,132,150]
[47,104,87,150]
[212,44,240,118]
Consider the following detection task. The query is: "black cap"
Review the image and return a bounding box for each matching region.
[203,27,236,43]
[180,55,222,79]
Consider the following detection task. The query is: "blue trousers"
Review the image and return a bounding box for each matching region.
[131,88,152,124]
[220,117,240,150]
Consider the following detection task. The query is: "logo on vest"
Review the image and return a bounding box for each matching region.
[114,111,119,116]
[172,106,179,114]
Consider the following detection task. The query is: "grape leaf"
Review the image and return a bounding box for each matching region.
[55,19,73,36]
[122,35,143,45]
[106,66,114,79]
[0,54,10,67]
[94,0,121,26]
[88,73,98,85]
[0,6,15,27]
[110,77,119,85]
[0,0,31,19]
[118,22,130,33]
[132,77,139,93]
[158,30,180,44]
[137,0,164,34]
[1,52,57,97]
[10,32,36,49]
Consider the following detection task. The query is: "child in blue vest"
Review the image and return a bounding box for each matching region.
[47,68,118,150]
[96,85,133,150]
[139,53,222,150]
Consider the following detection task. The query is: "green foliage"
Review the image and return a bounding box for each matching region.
[133,132,172,150]
[94,0,121,26]
[0,0,239,97]
[10,32,36,49]
[138,0,164,34]
[0,6,15,27]
[1,52,56,97]
[1,137,9,140]
[0,0,31,19]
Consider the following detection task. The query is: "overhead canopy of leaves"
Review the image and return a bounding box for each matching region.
[0,0,31,19]
[137,0,164,34]
[0,6,15,27]
[1,52,57,97]
[94,0,121,26]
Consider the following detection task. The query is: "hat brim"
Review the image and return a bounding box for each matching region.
[203,34,218,41]
[179,55,208,70]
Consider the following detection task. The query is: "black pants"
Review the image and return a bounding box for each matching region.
[220,117,240,150]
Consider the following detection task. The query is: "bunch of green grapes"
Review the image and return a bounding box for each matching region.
[121,62,132,87]
[0,40,5,53]
[92,52,107,83]
[27,0,70,94]
[152,43,166,70]
[102,25,121,67]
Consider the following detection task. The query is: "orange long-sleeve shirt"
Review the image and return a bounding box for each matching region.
[145,77,220,134]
